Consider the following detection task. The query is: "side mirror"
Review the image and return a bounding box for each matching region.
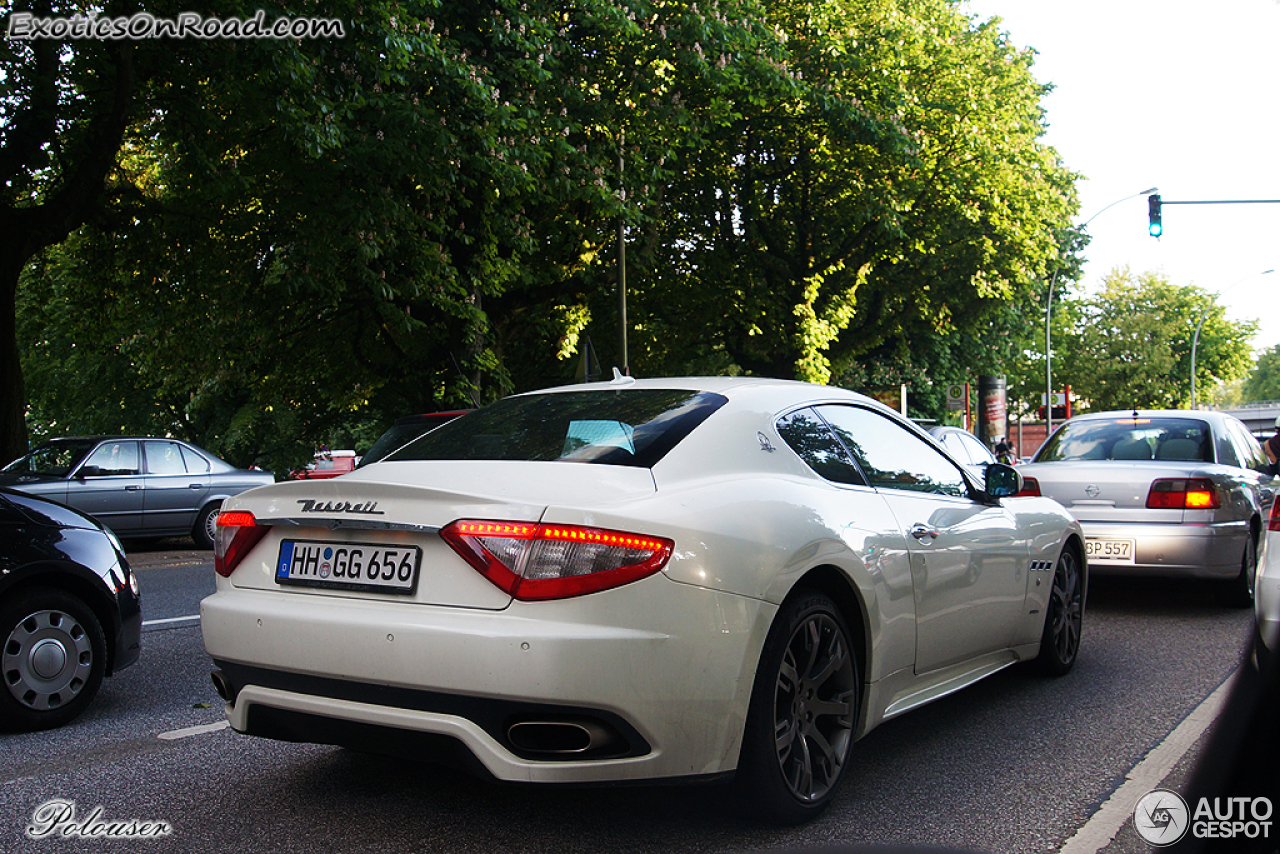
[77,465,102,479]
[984,463,1023,499]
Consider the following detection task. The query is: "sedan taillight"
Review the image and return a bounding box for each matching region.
[214,510,270,577]
[1146,478,1220,510]
[1269,496,1280,533]
[440,519,674,600]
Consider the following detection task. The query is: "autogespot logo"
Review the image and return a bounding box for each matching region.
[1134,789,1275,846]
[1134,789,1190,846]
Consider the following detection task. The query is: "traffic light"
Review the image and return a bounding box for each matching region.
[1148,194,1163,237]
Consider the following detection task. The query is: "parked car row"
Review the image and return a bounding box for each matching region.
[6,391,1274,809]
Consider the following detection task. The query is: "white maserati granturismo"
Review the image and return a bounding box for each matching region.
[201,376,1085,823]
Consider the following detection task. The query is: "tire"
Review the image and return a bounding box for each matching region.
[1035,545,1084,676]
[192,501,222,550]
[0,589,107,732]
[1217,533,1257,609]
[735,589,858,824]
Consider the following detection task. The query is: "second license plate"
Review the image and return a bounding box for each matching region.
[1085,537,1135,564]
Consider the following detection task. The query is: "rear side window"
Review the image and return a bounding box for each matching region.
[1225,418,1269,473]
[388,390,727,469]
[145,441,188,475]
[777,408,865,486]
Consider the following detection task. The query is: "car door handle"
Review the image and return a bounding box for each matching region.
[125,485,143,491]
[189,484,204,489]
[910,524,939,542]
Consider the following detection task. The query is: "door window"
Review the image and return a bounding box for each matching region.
[816,406,969,498]
[82,441,140,476]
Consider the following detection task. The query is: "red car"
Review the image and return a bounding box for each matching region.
[288,450,358,480]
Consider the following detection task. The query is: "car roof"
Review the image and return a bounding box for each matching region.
[37,435,192,444]
[532,375,862,399]
[1063,410,1225,423]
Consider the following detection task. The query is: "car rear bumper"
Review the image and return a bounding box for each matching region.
[1079,519,1249,579]
[200,575,772,783]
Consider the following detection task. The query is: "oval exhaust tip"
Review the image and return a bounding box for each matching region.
[506,719,618,755]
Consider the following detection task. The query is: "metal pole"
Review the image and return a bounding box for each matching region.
[616,132,628,375]
[1190,269,1273,409]
[1045,188,1158,440]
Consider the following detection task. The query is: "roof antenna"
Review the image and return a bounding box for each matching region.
[610,367,636,386]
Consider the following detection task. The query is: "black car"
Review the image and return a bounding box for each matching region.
[0,487,142,731]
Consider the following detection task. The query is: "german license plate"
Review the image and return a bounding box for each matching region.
[1085,537,1135,564]
[276,540,421,593]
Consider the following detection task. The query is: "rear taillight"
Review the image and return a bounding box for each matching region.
[214,510,270,577]
[1146,478,1220,510]
[1014,477,1041,497]
[1269,497,1280,533]
[440,519,674,600]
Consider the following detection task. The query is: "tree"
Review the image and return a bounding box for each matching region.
[1243,345,1280,402]
[625,0,1077,388]
[14,0,800,473]
[1058,269,1257,411]
[0,0,171,463]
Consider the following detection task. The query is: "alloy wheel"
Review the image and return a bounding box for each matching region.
[772,611,857,803]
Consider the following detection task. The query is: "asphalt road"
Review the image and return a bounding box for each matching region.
[0,543,1263,854]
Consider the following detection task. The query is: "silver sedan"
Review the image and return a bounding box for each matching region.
[1018,410,1275,606]
[1,436,274,548]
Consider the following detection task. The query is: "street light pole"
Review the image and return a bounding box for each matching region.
[1045,187,1159,439]
[1190,268,1274,409]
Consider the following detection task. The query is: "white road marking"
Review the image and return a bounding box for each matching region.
[142,615,200,626]
[157,721,230,741]
[1059,671,1235,854]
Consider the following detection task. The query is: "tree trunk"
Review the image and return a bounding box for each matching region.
[0,252,27,464]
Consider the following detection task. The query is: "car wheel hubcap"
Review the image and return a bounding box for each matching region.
[3,610,93,711]
[773,613,856,803]
[1049,553,1083,663]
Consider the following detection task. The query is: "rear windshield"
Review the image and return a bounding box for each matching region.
[386,390,727,468]
[1036,417,1213,463]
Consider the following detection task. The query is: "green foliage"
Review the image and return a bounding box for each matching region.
[627,0,1076,395]
[1057,269,1257,411]
[1243,345,1280,402]
[11,0,1081,471]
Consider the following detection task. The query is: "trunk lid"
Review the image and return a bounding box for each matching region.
[221,461,658,609]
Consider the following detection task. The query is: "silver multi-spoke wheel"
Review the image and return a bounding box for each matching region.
[772,611,857,803]
[193,501,222,550]
[0,591,106,731]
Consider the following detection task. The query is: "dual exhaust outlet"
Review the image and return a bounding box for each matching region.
[210,669,622,757]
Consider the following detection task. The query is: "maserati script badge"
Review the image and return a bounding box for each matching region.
[296,499,385,515]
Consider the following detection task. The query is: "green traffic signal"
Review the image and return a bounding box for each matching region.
[1148,194,1163,237]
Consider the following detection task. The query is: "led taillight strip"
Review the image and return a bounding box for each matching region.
[449,520,669,552]
[442,519,674,600]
